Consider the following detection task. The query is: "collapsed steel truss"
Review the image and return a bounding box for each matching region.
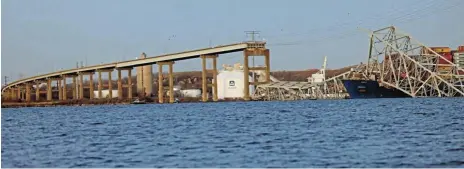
[252,25,464,101]
[366,26,464,97]
[251,66,366,101]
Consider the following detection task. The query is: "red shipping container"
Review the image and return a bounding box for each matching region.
[457,70,464,76]
[458,46,464,52]
[438,53,453,64]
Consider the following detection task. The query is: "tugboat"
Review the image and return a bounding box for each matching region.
[131,98,146,104]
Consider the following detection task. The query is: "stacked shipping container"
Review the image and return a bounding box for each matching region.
[454,46,464,75]
[430,47,453,74]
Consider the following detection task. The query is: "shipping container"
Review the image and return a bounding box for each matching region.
[457,70,464,75]
[430,47,451,53]
[458,46,464,52]
[437,52,453,64]
[451,50,457,57]
[437,65,452,71]
[384,53,400,60]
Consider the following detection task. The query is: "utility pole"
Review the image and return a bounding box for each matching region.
[245,31,261,82]
[3,76,8,86]
[245,31,260,42]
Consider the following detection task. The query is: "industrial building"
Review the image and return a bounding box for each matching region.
[216,63,254,100]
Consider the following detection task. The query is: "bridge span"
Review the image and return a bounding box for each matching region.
[2,41,271,104]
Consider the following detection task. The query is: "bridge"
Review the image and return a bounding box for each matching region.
[1,41,271,104]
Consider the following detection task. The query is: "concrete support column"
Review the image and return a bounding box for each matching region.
[79,74,84,99]
[72,76,77,99]
[168,63,174,103]
[36,82,40,101]
[25,84,31,102]
[11,89,14,100]
[98,71,102,99]
[9,89,13,100]
[201,55,218,102]
[201,56,207,102]
[243,50,250,101]
[58,80,62,100]
[212,56,218,102]
[47,79,52,101]
[10,89,15,100]
[158,64,164,103]
[117,69,123,99]
[108,71,113,99]
[8,89,13,100]
[63,76,67,100]
[16,88,20,100]
[89,74,94,99]
[128,69,133,99]
[243,48,270,101]
[264,49,271,83]
[157,62,174,103]
[17,87,21,100]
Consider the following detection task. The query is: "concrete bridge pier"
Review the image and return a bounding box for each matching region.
[116,68,133,100]
[243,48,271,101]
[77,72,95,99]
[200,54,219,102]
[25,83,31,102]
[72,76,77,100]
[47,78,52,101]
[127,68,133,100]
[88,73,94,99]
[16,87,20,100]
[96,69,114,100]
[158,62,175,103]
[5,88,12,101]
[108,70,112,99]
[98,71,103,99]
[62,75,67,100]
[117,69,122,99]
[79,73,84,99]
[17,86,22,100]
[11,88,16,100]
[6,89,11,101]
[58,79,63,100]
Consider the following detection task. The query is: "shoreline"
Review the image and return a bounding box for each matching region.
[0,97,252,108]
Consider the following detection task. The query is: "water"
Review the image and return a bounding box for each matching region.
[2,98,463,167]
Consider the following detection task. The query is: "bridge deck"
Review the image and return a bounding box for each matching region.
[3,42,265,91]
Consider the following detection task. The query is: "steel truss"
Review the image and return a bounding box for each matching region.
[366,26,464,97]
[251,66,366,101]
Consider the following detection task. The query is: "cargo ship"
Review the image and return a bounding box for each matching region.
[341,79,410,99]
[342,45,464,99]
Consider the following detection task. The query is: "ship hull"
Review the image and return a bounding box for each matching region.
[341,80,410,99]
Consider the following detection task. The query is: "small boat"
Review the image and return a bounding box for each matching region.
[131,98,146,104]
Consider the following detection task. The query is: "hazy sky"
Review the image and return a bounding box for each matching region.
[2,0,463,84]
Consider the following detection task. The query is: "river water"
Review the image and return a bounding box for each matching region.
[1,98,463,167]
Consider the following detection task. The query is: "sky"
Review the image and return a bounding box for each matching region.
[2,0,464,84]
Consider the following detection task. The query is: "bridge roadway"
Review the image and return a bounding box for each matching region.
[2,41,271,104]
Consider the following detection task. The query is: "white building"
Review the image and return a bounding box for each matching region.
[216,63,254,100]
[93,90,119,99]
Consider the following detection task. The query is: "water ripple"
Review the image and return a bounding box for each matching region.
[2,98,464,167]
